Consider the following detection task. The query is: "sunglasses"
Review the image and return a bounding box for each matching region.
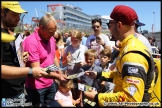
[92,26,100,29]
[106,22,118,28]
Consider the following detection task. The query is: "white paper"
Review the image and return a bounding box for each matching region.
[78,83,85,91]
[15,34,25,67]
[109,41,115,49]
[78,83,97,92]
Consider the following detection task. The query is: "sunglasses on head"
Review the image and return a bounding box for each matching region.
[106,22,118,28]
[92,26,100,29]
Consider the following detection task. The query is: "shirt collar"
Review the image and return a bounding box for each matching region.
[34,27,47,43]
[119,34,135,49]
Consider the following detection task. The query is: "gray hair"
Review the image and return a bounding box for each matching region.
[39,14,57,28]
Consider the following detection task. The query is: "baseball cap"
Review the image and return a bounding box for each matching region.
[110,5,138,26]
[135,19,145,26]
[1,1,27,13]
[1,32,15,42]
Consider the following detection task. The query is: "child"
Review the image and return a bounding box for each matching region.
[62,30,88,68]
[80,49,105,107]
[96,46,115,92]
[54,31,65,68]
[54,80,81,107]
[62,30,88,106]
[81,49,105,92]
[96,46,112,71]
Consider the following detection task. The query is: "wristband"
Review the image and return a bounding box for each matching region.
[28,68,33,77]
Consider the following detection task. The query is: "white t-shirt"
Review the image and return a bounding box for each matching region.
[55,90,74,106]
[86,33,110,56]
[135,33,153,53]
[65,44,88,63]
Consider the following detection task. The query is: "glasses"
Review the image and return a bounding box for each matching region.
[106,22,118,28]
[92,26,100,29]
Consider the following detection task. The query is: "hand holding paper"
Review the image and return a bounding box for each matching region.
[84,89,98,102]
[43,64,60,73]
[84,71,97,79]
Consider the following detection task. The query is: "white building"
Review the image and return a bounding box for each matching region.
[31,4,108,31]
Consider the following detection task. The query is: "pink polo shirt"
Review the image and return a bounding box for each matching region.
[23,28,55,89]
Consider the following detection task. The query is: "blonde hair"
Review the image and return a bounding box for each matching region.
[71,30,82,40]
[58,80,74,89]
[100,46,112,58]
[39,14,57,28]
[54,30,64,46]
[84,49,97,58]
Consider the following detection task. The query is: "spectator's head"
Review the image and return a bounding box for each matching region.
[81,32,85,37]
[58,80,74,93]
[54,30,64,45]
[23,30,30,37]
[91,18,102,34]
[69,30,72,37]
[84,49,97,66]
[1,1,27,28]
[107,5,138,41]
[71,30,82,47]
[99,46,112,65]
[148,37,153,45]
[64,32,69,38]
[152,37,156,42]
[39,14,57,40]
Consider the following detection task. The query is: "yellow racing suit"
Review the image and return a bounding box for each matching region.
[94,34,155,107]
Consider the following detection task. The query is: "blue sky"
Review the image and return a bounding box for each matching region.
[19,1,161,32]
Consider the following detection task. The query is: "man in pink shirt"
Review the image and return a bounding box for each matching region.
[23,14,67,106]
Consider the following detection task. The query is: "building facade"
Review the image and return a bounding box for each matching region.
[47,4,108,31]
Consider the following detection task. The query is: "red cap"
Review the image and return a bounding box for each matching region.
[110,5,138,26]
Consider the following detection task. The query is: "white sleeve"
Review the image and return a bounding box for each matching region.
[85,46,88,51]
[104,35,110,46]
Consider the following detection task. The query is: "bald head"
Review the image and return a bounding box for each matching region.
[39,14,57,28]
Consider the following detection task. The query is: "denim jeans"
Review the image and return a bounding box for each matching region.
[25,83,56,106]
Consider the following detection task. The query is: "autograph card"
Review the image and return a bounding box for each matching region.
[43,64,60,73]
[83,98,96,106]
[67,72,85,79]
[78,83,97,92]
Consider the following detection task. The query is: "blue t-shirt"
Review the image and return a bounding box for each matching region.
[81,36,87,46]
[80,65,102,87]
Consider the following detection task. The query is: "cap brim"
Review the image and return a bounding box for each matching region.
[1,32,15,42]
[107,16,114,20]
[135,21,145,26]
[101,15,113,20]
[8,7,28,14]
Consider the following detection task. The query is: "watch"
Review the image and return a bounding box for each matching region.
[28,68,33,77]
